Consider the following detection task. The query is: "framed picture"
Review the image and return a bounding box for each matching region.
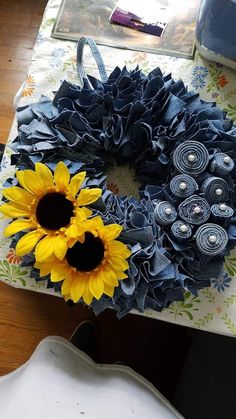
[52,0,200,59]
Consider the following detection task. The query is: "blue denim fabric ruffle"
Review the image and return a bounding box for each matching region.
[8,64,236,317]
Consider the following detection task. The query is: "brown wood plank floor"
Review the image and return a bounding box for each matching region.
[0,0,48,144]
[0,282,94,375]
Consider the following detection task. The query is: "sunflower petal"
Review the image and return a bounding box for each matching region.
[87,215,103,230]
[89,272,104,300]
[76,188,102,206]
[4,219,35,237]
[65,223,79,238]
[103,283,115,298]
[61,277,73,296]
[35,255,58,266]
[35,261,55,277]
[0,202,32,218]
[100,224,123,241]
[51,263,70,282]
[74,207,93,222]
[35,236,55,262]
[16,170,45,196]
[108,257,129,271]
[54,162,70,191]
[73,233,85,244]
[65,223,87,239]
[53,236,68,260]
[35,162,54,189]
[113,270,128,280]
[67,171,86,198]
[70,274,86,303]
[82,281,94,305]
[2,186,34,205]
[63,293,72,302]
[16,230,44,256]
[108,240,131,258]
[101,267,119,287]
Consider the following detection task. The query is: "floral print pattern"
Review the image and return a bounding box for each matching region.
[1,0,236,336]
[192,65,209,77]
[191,65,208,90]
[49,47,66,68]
[207,64,229,92]
[22,75,35,97]
[211,272,232,292]
[6,248,22,265]
[191,75,207,89]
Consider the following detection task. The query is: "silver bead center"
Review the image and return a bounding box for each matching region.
[208,234,217,244]
[164,207,172,215]
[180,224,188,233]
[219,204,227,211]
[179,182,187,190]
[224,156,231,164]
[193,206,201,214]
[215,188,223,196]
[187,153,196,163]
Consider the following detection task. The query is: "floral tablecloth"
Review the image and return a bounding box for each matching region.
[1,0,236,337]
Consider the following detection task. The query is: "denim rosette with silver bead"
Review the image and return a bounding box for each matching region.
[210,153,234,176]
[172,141,209,177]
[170,174,198,199]
[171,221,192,241]
[6,47,236,317]
[154,201,177,225]
[200,177,229,204]
[178,195,211,225]
[194,223,228,256]
[211,203,234,224]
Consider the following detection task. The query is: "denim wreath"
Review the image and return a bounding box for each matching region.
[6,64,236,317]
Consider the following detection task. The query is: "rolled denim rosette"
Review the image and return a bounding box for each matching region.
[195,223,228,256]
[211,203,234,223]
[178,195,211,225]
[210,153,234,176]
[170,174,198,198]
[171,220,192,241]
[154,201,177,225]
[172,140,209,177]
[200,176,229,204]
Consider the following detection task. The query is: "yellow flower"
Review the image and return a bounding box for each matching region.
[0,162,102,261]
[35,216,131,305]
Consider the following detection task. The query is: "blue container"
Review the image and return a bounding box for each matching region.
[196,0,236,69]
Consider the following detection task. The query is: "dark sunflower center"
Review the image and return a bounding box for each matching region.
[36,192,74,230]
[66,232,105,272]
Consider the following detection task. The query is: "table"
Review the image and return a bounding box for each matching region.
[1,0,236,337]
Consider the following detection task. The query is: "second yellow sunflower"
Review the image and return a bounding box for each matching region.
[35,216,131,304]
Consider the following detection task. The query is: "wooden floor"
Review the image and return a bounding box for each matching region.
[0,282,95,375]
[0,0,48,144]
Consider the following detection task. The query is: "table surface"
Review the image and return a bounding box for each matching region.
[1,0,236,337]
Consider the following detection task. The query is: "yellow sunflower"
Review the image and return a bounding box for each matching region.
[0,162,102,261]
[35,216,131,305]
